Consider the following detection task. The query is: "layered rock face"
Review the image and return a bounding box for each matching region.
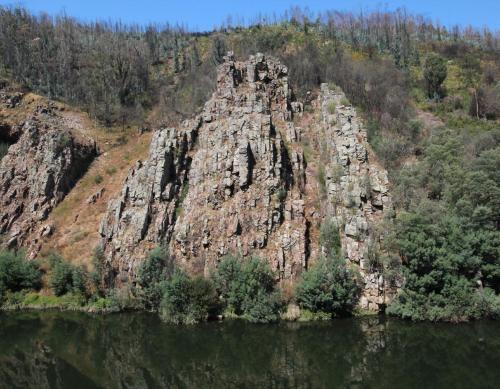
[99,123,199,282]
[100,55,396,310]
[319,83,395,310]
[170,53,307,278]
[0,107,97,251]
[100,53,308,283]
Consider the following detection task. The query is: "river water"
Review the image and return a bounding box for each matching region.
[0,311,498,388]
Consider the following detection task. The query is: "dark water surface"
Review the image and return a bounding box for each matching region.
[0,311,499,389]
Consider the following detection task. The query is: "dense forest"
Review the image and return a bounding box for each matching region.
[0,6,499,322]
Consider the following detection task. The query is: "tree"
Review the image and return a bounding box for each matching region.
[423,53,447,99]
[212,256,283,323]
[0,250,41,300]
[159,270,220,324]
[295,256,361,317]
[136,247,172,310]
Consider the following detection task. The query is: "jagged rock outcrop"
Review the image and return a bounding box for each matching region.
[319,83,397,310]
[0,107,97,253]
[100,53,308,284]
[99,123,199,282]
[100,55,397,311]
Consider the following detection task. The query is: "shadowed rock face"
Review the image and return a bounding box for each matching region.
[0,107,97,255]
[99,54,397,310]
[100,52,308,285]
[0,123,22,145]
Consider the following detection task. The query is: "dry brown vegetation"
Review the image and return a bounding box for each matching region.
[42,123,152,267]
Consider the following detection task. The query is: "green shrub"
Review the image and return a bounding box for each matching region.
[159,270,220,324]
[87,296,114,312]
[49,256,87,297]
[319,218,341,258]
[276,187,287,202]
[242,289,283,323]
[136,247,172,310]
[212,255,283,323]
[175,181,190,218]
[295,256,361,318]
[93,174,103,184]
[340,96,350,106]
[3,290,28,306]
[327,101,336,114]
[55,132,72,153]
[0,250,41,300]
[105,166,117,176]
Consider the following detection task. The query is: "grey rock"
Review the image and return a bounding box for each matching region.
[0,111,96,251]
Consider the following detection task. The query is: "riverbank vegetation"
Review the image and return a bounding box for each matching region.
[1,239,498,322]
[0,248,363,323]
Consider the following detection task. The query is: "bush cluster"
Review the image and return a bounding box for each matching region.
[212,255,283,323]
[49,255,87,296]
[160,270,220,325]
[388,129,500,322]
[295,256,361,318]
[0,250,41,301]
[0,245,364,323]
[153,254,285,324]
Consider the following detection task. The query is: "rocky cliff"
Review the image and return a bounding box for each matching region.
[0,105,97,255]
[0,53,397,310]
[99,53,397,310]
[100,53,308,284]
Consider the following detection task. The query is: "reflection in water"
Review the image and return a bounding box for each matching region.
[0,311,499,389]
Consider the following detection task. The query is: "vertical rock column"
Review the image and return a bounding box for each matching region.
[319,83,396,311]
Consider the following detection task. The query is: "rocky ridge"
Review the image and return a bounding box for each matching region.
[99,52,309,284]
[0,105,97,254]
[0,54,397,311]
[99,54,397,310]
[98,54,397,310]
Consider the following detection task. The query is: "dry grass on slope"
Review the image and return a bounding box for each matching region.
[40,123,152,268]
[18,104,152,268]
